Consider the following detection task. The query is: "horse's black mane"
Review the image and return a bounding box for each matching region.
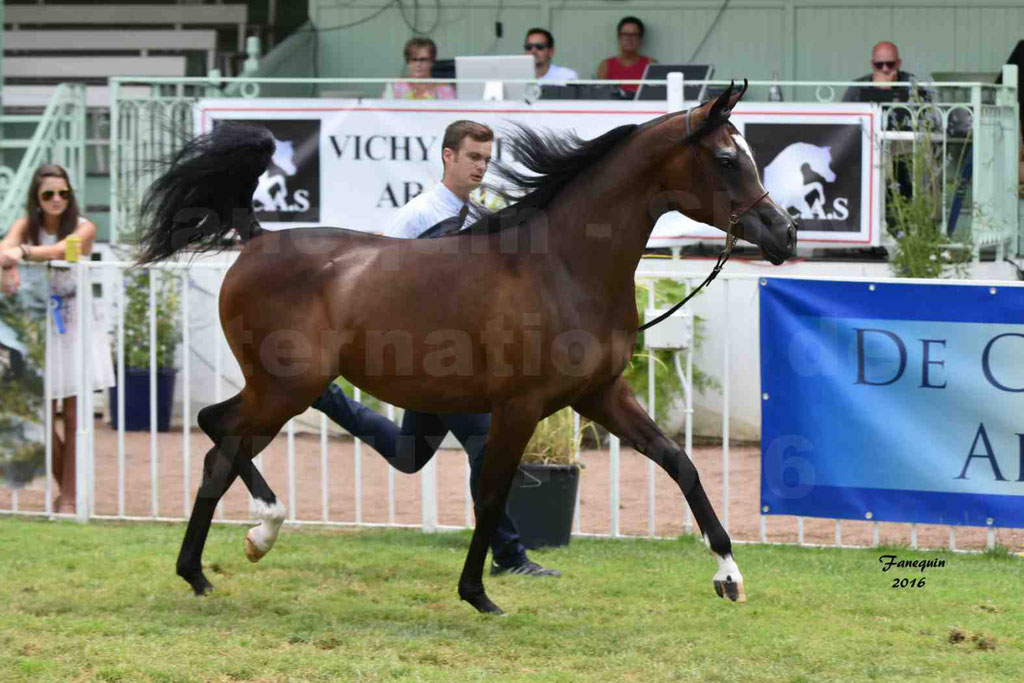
[464,122,640,234]
[462,107,720,235]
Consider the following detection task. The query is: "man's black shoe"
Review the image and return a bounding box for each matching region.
[490,559,561,577]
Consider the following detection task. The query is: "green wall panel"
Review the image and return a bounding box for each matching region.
[309,0,1022,87]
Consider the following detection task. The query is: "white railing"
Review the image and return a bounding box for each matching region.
[3,258,1023,553]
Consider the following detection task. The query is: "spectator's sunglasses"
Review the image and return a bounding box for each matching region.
[873,60,897,70]
[40,189,72,201]
[524,42,550,51]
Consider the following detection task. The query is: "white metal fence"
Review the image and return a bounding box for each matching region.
[3,259,1023,554]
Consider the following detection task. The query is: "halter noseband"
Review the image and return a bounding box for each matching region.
[639,114,770,333]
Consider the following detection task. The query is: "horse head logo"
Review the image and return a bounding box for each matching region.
[762,143,837,219]
[271,138,297,176]
[253,136,298,212]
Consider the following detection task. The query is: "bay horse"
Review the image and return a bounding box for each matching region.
[137,82,797,614]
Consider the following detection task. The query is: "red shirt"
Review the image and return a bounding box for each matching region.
[604,56,653,92]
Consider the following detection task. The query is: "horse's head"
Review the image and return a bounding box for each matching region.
[659,81,797,265]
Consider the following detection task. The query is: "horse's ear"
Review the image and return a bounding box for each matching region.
[708,80,735,123]
[726,78,748,111]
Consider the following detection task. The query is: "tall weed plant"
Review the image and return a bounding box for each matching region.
[886,105,973,278]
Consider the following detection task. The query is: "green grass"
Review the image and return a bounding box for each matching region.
[1,518,1022,682]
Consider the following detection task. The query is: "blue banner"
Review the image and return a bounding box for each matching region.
[760,278,1024,528]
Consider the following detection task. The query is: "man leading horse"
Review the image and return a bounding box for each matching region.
[311,120,559,579]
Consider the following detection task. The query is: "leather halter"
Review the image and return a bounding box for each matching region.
[639,113,770,333]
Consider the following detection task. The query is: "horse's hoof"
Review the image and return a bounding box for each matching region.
[180,570,214,596]
[713,578,746,603]
[244,529,267,563]
[459,589,505,615]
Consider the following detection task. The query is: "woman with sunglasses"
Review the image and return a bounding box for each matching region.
[0,164,115,512]
[387,37,456,100]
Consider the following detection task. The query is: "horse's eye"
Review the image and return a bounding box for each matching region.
[716,157,737,171]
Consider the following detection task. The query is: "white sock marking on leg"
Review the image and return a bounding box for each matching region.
[250,499,286,553]
[713,553,743,584]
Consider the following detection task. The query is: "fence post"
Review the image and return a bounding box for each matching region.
[667,71,684,112]
[110,80,120,245]
[44,269,54,516]
[74,260,90,522]
[970,83,982,260]
[421,457,438,532]
[646,281,656,538]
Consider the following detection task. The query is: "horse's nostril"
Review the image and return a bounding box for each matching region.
[784,225,797,252]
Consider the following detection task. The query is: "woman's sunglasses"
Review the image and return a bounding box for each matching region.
[40,189,72,201]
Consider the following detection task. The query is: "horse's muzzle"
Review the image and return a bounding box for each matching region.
[741,207,797,265]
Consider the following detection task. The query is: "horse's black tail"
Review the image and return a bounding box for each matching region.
[136,122,275,264]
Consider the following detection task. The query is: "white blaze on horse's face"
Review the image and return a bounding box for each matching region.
[731,133,756,172]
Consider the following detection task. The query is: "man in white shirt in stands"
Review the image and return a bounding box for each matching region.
[314,120,561,578]
[524,28,579,84]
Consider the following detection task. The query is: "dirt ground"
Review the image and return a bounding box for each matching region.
[3,419,1022,553]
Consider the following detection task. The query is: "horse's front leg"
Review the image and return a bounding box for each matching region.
[457,398,542,615]
[574,377,746,603]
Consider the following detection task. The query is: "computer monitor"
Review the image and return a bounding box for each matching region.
[635,64,714,102]
[539,83,619,101]
[454,55,535,101]
[431,59,455,80]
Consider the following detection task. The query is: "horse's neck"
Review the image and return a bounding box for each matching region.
[547,137,665,285]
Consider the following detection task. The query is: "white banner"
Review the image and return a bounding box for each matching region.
[196,99,881,247]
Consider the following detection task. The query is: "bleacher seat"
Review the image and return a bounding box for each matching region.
[5,30,219,73]
[5,4,248,51]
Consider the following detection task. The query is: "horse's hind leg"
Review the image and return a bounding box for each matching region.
[237,455,285,563]
[574,377,745,603]
[176,392,289,595]
[196,395,285,563]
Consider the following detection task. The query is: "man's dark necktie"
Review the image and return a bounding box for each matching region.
[418,203,470,239]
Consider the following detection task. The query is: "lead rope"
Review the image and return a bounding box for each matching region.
[638,226,736,332]
[639,140,767,333]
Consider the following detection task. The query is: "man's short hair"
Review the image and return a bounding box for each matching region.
[441,120,495,155]
[617,16,645,37]
[525,28,555,49]
[403,36,437,62]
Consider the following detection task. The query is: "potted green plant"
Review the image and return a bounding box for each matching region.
[109,270,181,431]
[506,407,584,549]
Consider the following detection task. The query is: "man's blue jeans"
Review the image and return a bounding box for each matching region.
[312,383,528,567]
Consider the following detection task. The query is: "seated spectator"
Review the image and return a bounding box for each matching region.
[523,28,579,83]
[844,41,934,137]
[388,37,455,100]
[596,17,656,96]
[842,41,928,104]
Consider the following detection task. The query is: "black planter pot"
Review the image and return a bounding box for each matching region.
[506,462,580,549]
[109,368,177,432]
